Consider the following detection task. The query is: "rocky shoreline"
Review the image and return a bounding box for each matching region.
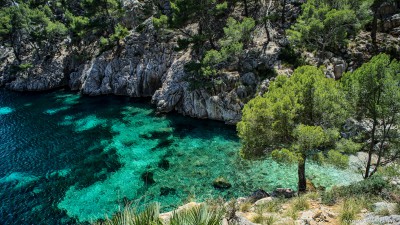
[1,1,399,124]
[102,188,400,225]
[0,17,278,124]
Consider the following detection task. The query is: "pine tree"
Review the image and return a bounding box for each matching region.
[238,66,351,192]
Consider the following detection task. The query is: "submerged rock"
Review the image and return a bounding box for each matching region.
[157,158,170,170]
[141,171,155,185]
[160,187,176,196]
[213,177,232,189]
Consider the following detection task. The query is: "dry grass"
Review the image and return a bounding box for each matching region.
[339,198,361,225]
[291,195,310,212]
[251,214,276,225]
[255,199,282,213]
[239,202,253,212]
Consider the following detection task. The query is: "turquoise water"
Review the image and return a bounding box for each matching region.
[0,89,362,224]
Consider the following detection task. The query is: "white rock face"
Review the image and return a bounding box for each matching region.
[254,197,273,206]
[1,20,281,124]
[151,51,244,124]
[69,23,175,97]
[372,202,398,214]
[151,33,280,124]
[6,48,68,91]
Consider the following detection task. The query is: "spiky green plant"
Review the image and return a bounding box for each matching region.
[94,203,163,225]
[169,204,223,225]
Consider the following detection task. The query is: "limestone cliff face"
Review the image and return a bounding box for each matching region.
[69,27,175,97]
[6,55,68,91]
[151,52,244,124]
[0,14,280,124]
[151,31,280,124]
[2,1,398,124]
[0,42,68,91]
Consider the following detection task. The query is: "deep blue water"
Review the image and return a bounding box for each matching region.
[0,89,362,224]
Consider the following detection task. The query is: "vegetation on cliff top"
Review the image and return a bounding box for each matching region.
[0,0,127,62]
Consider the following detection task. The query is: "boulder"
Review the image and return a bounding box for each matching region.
[236,212,260,225]
[254,197,273,206]
[372,202,398,215]
[272,188,296,198]
[241,72,257,86]
[334,63,346,79]
[299,210,315,223]
[247,189,270,203]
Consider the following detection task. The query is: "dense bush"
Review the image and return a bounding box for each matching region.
[322,175,389,205]
[0,0,128,61]
[287,0,371,52]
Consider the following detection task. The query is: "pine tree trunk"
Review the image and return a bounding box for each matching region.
[298,157,307,193]
[364,120,377,179]
[244,0,249,17]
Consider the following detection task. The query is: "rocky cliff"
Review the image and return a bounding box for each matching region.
[0,13,281,124]
[1,1,399,124]
[69,24,175,98]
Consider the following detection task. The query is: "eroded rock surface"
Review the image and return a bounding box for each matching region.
[69,28,175,97]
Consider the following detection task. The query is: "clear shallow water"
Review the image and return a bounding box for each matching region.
[0,89,362,224]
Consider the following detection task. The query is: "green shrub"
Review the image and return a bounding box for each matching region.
[110,24,129,43]
[378,164,400,178]
[18,63,33,71]
[346,176,388,196]
[152,15,168,30]
[100,37,110,48]
[99,36,114,53]
[215,2,228,12]
[322,176,388,205]
[339,198,360,225]
[278,46,305,68]
[174,38,191,51]
[326,150,349,169]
